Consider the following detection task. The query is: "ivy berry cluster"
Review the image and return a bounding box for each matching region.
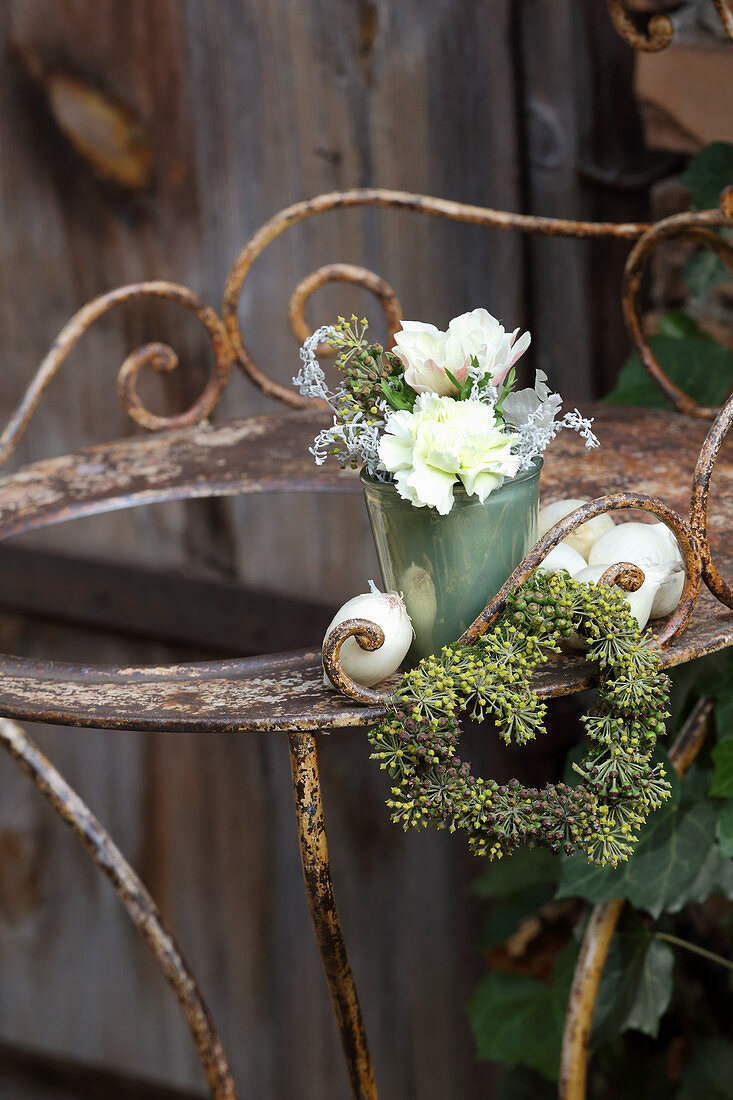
[368,569,672,866]
[330,316,419,419]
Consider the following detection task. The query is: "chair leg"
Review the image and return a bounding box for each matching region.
[288,733,378,1100]
[0,718,238,1100]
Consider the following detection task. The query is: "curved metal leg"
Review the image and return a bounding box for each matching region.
[288,733,378,1100]
[559,697,715,1100]
[0,718,238,1100]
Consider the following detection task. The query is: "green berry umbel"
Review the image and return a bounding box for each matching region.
[368,569,672,867]
[330,316,417,426]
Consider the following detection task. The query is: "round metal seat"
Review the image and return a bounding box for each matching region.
[0,403,729,734]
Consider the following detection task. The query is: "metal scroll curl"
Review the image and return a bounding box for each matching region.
[222,189,649,408]
[321,618,388,706]
[606,0,674,52]
[622,201,733,421]
[0,282,232,468]
[607,0,733,49]
[288,262,403,359]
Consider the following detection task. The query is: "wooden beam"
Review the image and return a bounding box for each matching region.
[0,545,333,656]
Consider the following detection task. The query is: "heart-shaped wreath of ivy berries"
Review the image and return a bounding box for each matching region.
[368,569,672,866]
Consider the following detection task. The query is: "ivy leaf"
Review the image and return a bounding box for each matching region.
[716,799,733,858]
[473,846,561,899]
[474,848,562,949]
[657,309,712,340]
[593,914,674,1042]
[685,250,732,297]
[479,885,557,951]
[557,769,733,917]
[495,1067,556,1100]
[468,941,577,1081]
[677,1038,733,1099]
[680,141,733,210]
[714,693,733,741]
[711,740,733,797]
[605,335,733,410]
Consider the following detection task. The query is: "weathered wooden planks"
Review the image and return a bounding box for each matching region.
[0,2,667,1098]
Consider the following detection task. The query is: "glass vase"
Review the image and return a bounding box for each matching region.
[361,459,542,663]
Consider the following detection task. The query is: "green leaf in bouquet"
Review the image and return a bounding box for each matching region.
[680,141,733,210]
[468,940,578,1081]
[444,367,473,400]
[605,335,733,410]
[379,378,415,411]
[494,365,517,418]
[592,912,674,1042]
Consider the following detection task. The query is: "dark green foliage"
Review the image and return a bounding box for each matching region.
[605,333,733,410]
[557,764,733,917]
[592,911,674,1042]
[469,941,578,1081]
[677,1039,733,1099]
[685,250,731,297]
[468,140,733,1095]
[680,141,733,210]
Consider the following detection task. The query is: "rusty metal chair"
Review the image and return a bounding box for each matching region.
[1,6,732,1098]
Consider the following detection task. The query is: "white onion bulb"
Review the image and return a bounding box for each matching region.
[572,562,680,634]
[538,499,616,562]
[322,582,413,688]
[588,521,684,618]
[535,542,587,578]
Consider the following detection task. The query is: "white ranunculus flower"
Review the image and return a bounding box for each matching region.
[378,394,521,515]
[393,309,531,396]
[392,321,455,396]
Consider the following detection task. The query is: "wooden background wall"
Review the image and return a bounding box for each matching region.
[0,2,670,1098]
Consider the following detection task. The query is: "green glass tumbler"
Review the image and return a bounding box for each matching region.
[361,459,542,663]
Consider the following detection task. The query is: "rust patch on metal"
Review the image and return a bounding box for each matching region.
[0,718,238,1099]
[712,0,733,42]
[691,393,733,608]
[606,0,674,51]
[288,734,377,1100]
[597,562,645,592]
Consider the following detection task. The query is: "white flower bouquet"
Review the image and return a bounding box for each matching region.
[294,308,598,516]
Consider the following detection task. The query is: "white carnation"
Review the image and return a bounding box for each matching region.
[378,394,520,515]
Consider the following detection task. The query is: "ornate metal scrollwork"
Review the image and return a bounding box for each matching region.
[622,198,733,420]
[0,282,232,467]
